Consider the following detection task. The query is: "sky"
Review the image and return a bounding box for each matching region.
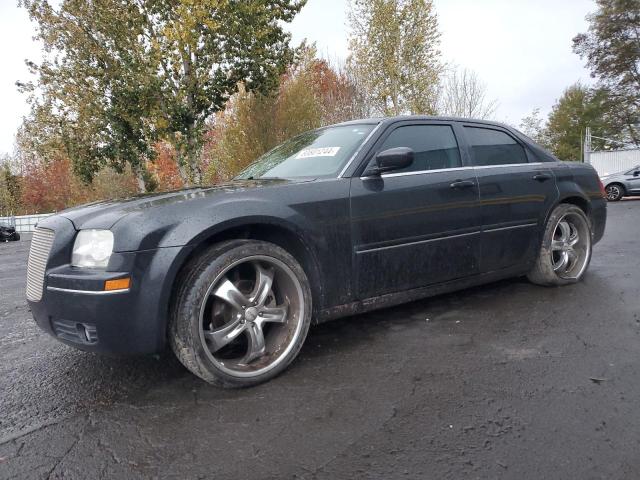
[0,0,597,156]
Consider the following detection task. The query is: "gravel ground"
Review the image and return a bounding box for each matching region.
[0,201,639,480]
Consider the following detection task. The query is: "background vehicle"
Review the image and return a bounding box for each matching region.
[0,218,20,242]
[26,116,606,387]
[601,165,640,201]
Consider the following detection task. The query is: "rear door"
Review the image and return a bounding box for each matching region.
[350,121,482,299]
[460,125,558,272]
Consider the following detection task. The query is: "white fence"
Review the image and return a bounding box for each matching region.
[0,214,52,233]
[587,148,640,177]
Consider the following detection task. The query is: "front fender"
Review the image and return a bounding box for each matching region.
[111,196,319,251]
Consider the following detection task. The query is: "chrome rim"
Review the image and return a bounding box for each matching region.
[198,255,305,378]
[606,185,621,200]
[550,213,591,279]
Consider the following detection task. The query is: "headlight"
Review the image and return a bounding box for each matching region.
[71,230,114,268]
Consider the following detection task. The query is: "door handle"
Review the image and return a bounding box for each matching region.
[533,173,552,182]
[450,179,475,189]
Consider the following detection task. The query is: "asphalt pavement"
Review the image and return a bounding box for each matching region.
[1,200,639,480]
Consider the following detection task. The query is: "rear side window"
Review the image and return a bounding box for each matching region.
[465,127,528,166]
[377,125,462,173]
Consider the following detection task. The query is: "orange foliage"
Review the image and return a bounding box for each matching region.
[20,157,88,213]
[148,142,185,191]
[310,59,361,124]
[19,156,141,214]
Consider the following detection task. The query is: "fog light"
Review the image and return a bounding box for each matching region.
[104,278,131,291]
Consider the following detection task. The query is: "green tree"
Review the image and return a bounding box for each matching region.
[19,0,305,188]
[546,83,619,161]
[0,157,22,216]
[573,0,640,144]
[347,0,443,116]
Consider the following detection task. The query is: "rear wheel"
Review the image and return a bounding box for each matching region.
[170,240,312,387]
[605,183,624,201]
[527,204,592,286]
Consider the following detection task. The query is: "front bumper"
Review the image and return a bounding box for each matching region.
[1,230,19,241]
[27,215,188,355]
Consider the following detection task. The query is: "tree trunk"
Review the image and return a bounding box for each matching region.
[177,161,190,186]
[186,131,202,185]
[136,172,146,193]
[133,162,157,193]
[169,132,190,186]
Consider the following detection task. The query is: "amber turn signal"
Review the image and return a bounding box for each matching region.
[104,277,131,291]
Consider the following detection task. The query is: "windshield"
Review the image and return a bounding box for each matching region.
[235,124,375,179]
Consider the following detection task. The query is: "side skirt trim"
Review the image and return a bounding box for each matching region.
[315,265,528,323]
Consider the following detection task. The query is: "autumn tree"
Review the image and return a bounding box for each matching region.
[19,0,306,188]
[89,167,140,201]
[204,49,320,182]
[203,46,362,182]
[148,143,186,191]
[20,157,86,213]
[573,0,640,144]
[437,67,497,119]
[311,58,370,124]
[19,156,142,213]
[347,0,443,116]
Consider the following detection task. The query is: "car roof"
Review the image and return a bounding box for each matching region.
[331,115,558,163]
[333,115,513,130]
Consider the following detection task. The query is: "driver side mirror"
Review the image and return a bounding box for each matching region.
[634,171,639,177]
[366,147,414,176]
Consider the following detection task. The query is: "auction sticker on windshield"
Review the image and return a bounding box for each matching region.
[296,147,340,159]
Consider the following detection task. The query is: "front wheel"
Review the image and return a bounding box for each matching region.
[605,183,624,201]
[527,204,592,286]
[170,240,312,387]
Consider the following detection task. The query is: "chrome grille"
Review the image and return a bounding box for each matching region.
[26,227,55,302]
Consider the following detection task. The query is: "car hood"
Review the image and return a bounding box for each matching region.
[600,173,620,181]
[57,178,305,230]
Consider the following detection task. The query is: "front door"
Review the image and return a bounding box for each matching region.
[624,167,640,194]
[460,125,559,272]
[350,122,482,299]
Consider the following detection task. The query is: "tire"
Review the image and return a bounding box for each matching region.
[527,204,592,286]
[13,233,20,241]
[169,239,312,387]
[605,183,624,201]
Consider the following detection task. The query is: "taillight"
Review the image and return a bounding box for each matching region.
[598,179,606,198]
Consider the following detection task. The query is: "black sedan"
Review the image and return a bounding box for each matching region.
[27,116,607,387]
[1,219,20,242]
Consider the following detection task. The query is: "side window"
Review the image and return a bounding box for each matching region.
[465,127,528,166]
[377,125,462,173]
